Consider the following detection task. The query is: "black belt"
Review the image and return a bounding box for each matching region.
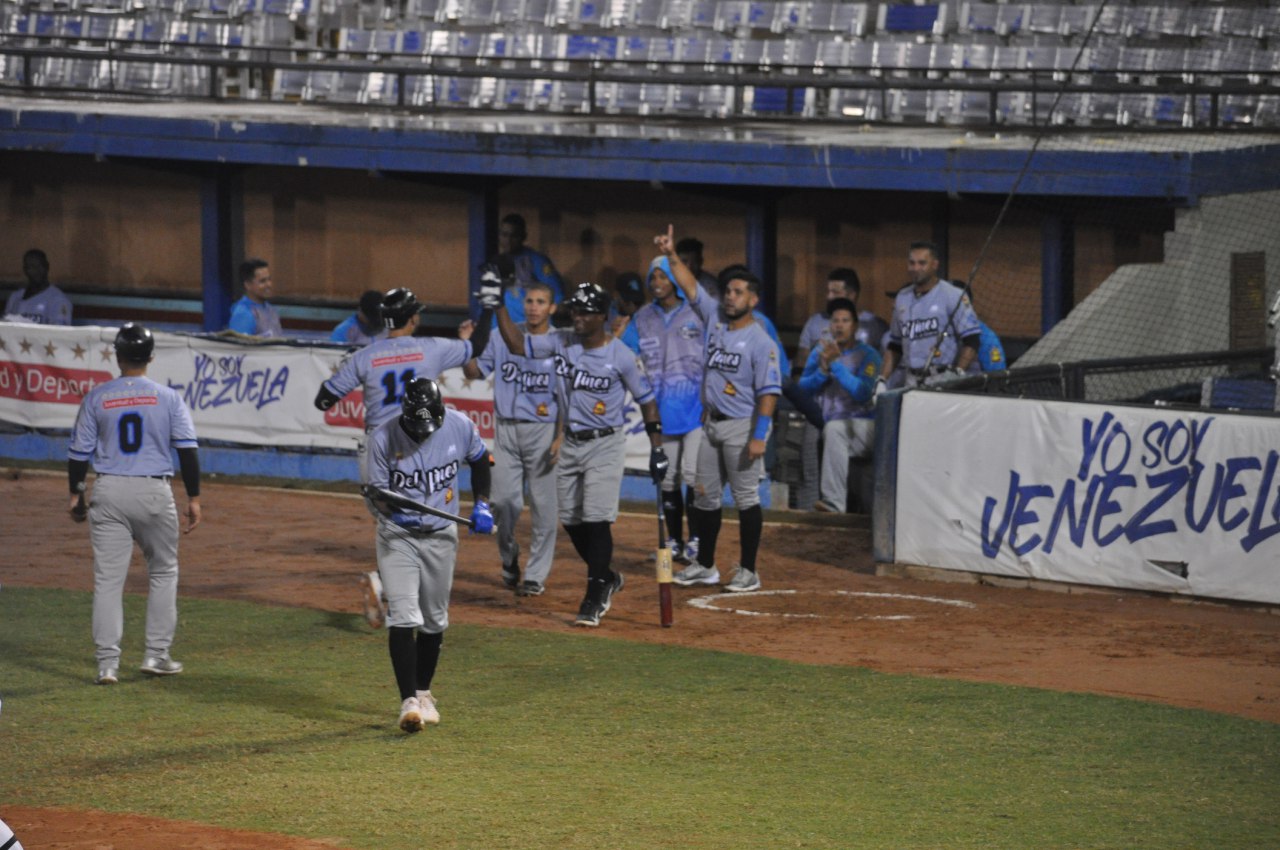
[101,473,171,481]
[708,410,734,422]
[565,426,616,442]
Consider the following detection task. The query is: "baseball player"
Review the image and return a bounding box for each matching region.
[631,255,709,566]
[67,323,202,685]
[798,297,882,513]
[315,287,488,627]
[487,280,668,627]
[227,258,283,338]
[877,241,980,395]
[364,378,494,732]
[497,213,565,324]
[463,279,561,596]
[655,226,782,593]
[4,248,72,325]
[330,289,387,347]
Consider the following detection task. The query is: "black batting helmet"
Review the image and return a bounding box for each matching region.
[399,377,446,442]
[381,288,422,330]
[565,282,610,315]
[113,323,154,362]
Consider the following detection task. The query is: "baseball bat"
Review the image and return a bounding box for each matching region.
[655,492,674,628]
[361,485,475,529]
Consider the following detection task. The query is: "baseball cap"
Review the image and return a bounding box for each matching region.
[615,272,644,306]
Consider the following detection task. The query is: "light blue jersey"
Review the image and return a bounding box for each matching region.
[68,375,198,475]
[330,313,386,347]
[527,329,654,431]
[323,335,472,431]
[367,408,487,533]
[5,285,72,325]
[228,296,283,338]
[688,291,783,420]
[798,344,881,422]
[475,325,559,422]
[633,287,710,437]
[504,247,564,324]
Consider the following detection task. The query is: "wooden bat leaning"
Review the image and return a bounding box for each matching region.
[655,492,674,628]
[361,485,476,529]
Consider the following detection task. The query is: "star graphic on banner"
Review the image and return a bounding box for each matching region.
[436,373,450,389]
[0,337,7,351]
[19,338,33,354]
[44,341,57,358]
[486,376,495,391]
[461,375,474,390]
[72,343,87,360]
[100,345,114,362]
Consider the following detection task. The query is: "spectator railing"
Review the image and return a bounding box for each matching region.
[2,35,1279,129]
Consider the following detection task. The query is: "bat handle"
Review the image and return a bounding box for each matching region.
[659,584,673,628]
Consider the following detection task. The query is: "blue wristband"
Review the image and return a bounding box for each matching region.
[752,417,771,441]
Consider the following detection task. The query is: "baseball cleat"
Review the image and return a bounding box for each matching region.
[672,562,720,587]
[516,580,545,597]
[96,666,118,685]
[723,565,762,593]
[598,571,624,619]
[681,536,700,566]
[501,563,520,591]
[812,499,838,513]
[360,572,386,629]
[573,586,603,628]
[398,696,425,733]
[416,690,440,725]
[139,656,183,676]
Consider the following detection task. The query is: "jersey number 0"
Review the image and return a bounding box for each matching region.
[118,412,143,454]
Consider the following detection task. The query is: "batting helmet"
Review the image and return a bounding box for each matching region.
[565,282,610,315]
[399,377,446,442]
[114,323,155,362]
[381,288,422,330]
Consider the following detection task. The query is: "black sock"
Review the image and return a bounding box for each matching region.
[739,505,763,572]
[662,487,684,549]
[684,485,699,542]
[564,523,590,564]
[388,627,418,701]
[584,520,615,582]
[416,630,443,692]
[691,506,721,568]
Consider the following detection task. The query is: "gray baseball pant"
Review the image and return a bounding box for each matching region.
[557,430,626,524]
[693,417,764,511]
[820,417,875,513]
[376,520,459,633]
[493,419,559,584]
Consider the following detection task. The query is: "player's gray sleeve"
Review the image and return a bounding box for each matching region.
[367,431,392,490]
[798,313,824,352]
[952,292,982,339]
[525,329,563,359]
[754,343,783,396]
[323,351,360,397]
[617,347,656,405]
[168,391,198,448]
[67,393,98,460]
[443,337,472,370]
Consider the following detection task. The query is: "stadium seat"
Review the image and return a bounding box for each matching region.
[438,0,497,25]
[824,1,871,37]
[546,0,605,29]
[660,0,717,29]
[879,3,939,34]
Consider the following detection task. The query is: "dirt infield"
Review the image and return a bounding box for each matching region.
[4,467,1280,848]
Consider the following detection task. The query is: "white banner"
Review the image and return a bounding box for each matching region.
[0,323,654,469]
[895,392,1280,604]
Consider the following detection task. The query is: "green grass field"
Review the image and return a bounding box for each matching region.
[1,587,1277,849]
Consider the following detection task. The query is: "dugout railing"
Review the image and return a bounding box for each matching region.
[2,35,1280,129]
[941,347,1278,407]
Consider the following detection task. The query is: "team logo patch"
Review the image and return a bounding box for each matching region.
[863,363,876,377]
[445,487,454,504]
[991,348,1003,363]
[593,400,607,415]
[536,402,549,417]
[723,381,738,396]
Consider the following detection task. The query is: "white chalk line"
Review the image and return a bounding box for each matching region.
[687,589,977,620]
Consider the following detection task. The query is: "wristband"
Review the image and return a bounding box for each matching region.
[752,417,771,441]
[644,420,663,436]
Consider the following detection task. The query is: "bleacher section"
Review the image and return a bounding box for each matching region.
[1,0,1278,126]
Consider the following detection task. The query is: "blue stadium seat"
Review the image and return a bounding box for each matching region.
[879,3,938,33]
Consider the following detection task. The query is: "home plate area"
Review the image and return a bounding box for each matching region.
[687,590,978,620]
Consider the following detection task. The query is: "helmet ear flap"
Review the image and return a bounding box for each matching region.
[381,288,422,329]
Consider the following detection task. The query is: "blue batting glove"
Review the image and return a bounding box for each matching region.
[470,499,495,535]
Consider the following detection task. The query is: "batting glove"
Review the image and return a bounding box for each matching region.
[649,447,669,485]
[871,377,888,406]
[475,263,504,311]
[470,499,495,535]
